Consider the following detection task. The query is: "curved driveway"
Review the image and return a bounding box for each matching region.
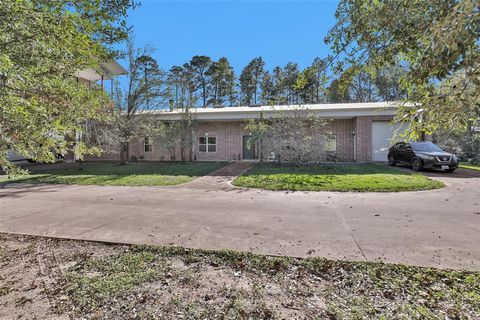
[1,162,479,271]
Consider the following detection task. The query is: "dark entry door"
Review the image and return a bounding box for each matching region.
[242,135,256,160]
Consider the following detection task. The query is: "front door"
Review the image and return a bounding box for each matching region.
[242,135,256,160]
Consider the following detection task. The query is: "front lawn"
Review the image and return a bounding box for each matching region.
[460,163,480,171]
[1,233,478,319]
[233,163,444,192]
[0,161,226,187]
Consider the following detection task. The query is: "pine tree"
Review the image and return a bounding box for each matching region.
[207,57,236,106]
[271,66,287,105]
[187,56,212,107]
[283,62,300,104]
[240,57,265,105]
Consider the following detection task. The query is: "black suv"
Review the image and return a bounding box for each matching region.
[387,141,458,172]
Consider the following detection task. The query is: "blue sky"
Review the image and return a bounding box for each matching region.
[124,0,339,73]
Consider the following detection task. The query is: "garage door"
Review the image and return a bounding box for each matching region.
[371,122,407,161]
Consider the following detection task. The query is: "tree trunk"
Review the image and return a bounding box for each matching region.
[189,128,193,161]
[202,82,207,108]
[259,138,263,164]
[120,141,129,165]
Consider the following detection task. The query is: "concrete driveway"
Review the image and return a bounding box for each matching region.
[1,162,479,271]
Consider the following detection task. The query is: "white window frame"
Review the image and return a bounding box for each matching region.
[324,134,337,152]
[144,137,153,152]
[198,136,217,153]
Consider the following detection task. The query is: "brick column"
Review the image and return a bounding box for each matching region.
[355,117,372,162]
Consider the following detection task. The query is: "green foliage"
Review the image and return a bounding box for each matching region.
[167,65,194,109]
[207,57,237,106]
[240,57,265,105]
[0,0,136,175]
[283,62,301,104]
[188,55,213,107]
[244,118,270,152]
[326,0,480,138]
[233,163,444,192]
[294,58,330,104]
[245,108,328,165]
[108,36,167,164]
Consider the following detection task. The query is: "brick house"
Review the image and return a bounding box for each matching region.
[100,102,407,163]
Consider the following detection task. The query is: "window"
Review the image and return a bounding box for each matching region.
[144,137,152,152]
[324,135,336,152]
[410,142,444,152]
[198,136,216,153]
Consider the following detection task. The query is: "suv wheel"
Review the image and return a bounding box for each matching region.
[412,158,423,171]
[387,155,396,166]
[445,168,455,173]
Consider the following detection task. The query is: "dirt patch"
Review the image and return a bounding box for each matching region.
[0,233,478,319]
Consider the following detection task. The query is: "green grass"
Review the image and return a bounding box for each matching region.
[233,163,444,192]
[67,250,168,311]
[0,161,227,187]
[460,163,480,171]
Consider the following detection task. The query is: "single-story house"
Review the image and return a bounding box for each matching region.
[91,102,409,163]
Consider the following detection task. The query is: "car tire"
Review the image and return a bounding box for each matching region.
[387,155,396,166]
[412,158,423,171]
[445,168,455,173]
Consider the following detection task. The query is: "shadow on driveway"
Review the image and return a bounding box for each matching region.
[0,183,61,199]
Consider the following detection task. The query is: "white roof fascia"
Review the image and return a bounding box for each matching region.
[145,102,399,121]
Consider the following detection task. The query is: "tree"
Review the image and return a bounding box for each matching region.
[167,65,196,110]
[156,109,196,162]
[326,0,480,140]
[283,62,300,104]
[433,126,480,162]
[157,121,183,161]
[294,66,317,104]
[260,71,274,105]
[207,57,236,106]
[136,55,160,108]
[188,55,212,108]
[271,66,287,105]
[0,0,136,175]
[246,108,329,166]
[311,57,329,103]
[167,66,184,108]
[240,57,265,105]
[326,79,351,103]
[348,70,378,103]
[111,36,165,165]
[374,63,408,102]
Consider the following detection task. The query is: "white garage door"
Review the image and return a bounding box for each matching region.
[371,122,407,161]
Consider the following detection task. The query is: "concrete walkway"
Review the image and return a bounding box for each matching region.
[1,163,479,271]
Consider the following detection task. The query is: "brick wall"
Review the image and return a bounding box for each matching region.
[260,119,355,162]
[194,121,249,161]
[328,119,355,161]
[88,118,362,162]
